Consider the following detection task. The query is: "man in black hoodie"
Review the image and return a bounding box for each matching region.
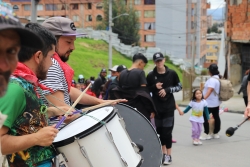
[147,52,182,165]
[92,68,107,98]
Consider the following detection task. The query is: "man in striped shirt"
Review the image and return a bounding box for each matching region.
[40,17,124,127]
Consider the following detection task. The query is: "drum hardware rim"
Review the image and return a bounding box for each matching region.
[104,125,128,167]
[75,137,94,167]
[53,110,116,147]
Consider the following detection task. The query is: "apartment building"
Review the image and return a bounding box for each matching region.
[4,0,104,28]
[207,15,213,28]
[155,0,210,61]
[5,0,156,47]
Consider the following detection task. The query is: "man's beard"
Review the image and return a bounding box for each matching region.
[57,50,73,62]
[0,70,11,97]
[36,61,47,80]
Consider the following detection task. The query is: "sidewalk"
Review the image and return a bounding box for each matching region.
[175,84,246,114]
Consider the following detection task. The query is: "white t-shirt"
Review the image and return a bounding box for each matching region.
[188,100,208,123]
[203,75,221,107]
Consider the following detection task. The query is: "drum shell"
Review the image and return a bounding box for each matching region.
[54,111,141,167]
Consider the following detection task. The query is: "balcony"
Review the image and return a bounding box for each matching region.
[206,3,211,9]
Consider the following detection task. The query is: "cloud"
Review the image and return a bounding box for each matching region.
[208,0,225,9]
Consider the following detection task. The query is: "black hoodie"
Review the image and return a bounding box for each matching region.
[147,65,182,116]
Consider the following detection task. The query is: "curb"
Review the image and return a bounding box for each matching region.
[177,104,244,115]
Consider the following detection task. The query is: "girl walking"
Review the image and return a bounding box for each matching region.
[180,89,210,145]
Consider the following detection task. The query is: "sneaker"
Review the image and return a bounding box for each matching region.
[193,141,199,145]
[163,155,172,165]
[199,133,212,140]
[198,141,202,145]
[213,133,220,139]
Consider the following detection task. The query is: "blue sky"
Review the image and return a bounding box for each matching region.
[208,0,225,9]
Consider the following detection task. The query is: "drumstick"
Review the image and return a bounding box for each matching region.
[68,99,122,115]
[55,83,91,129]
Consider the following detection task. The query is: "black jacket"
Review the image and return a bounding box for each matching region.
[147,66,182,116]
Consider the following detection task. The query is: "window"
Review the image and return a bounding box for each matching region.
[191,21,194,29]
[24,4,30,11]
[191,9,194,16]
[144,35,155,42]
[96,15,103,21]
[86,15,92,22]
[37,4,43,11]
[207,45,210,49]
[45,4,56,11]
[135,11,141,17]
[87,3,92,9]
[96,3,103,9]
[135,0,141,5]
[13,5,19,11]
[72,4,78,10]
[213,45,218,49]
[144,22,155,30]
[144,0,155,5]
[73,15,79,22]
[144,10,155,18]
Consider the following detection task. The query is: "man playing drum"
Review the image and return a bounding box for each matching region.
[40,17,125,128]
[0,22,73,167]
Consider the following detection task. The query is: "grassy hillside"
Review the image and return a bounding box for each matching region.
[68,38,183,83]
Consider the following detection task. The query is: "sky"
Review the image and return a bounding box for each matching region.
[208,0,226,9]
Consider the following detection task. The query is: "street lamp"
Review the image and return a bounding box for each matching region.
[108,0,129,70]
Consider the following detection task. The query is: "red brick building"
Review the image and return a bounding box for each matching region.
[225,0,250,85]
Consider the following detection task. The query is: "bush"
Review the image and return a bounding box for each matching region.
[201,69,208,75]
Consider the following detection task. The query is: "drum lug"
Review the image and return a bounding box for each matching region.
[105,126,128,167]
[119,118,126,129]
[121,157,128,167]
[131,142,140,153]
[75,137,94,167]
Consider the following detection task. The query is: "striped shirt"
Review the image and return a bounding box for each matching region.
[39,58,70,128]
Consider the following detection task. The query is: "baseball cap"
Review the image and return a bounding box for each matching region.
[42,17,86,36]
[0,2,43,48]
[100,68,107,73]
[153,52,164,62]
[109,65,119,72]
[207,64,218,72]
[117,65,127,73]
[78,74,84,79]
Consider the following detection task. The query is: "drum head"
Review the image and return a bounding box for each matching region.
[53,106,114,147]
[115,104,162,167]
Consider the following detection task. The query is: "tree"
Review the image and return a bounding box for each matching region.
[97,0,140,45]
[207,28,211,34]
[211,23,218,33]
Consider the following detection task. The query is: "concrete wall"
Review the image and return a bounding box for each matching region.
[155,0,187,58]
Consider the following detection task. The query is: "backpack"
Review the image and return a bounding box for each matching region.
[212,77,234,101]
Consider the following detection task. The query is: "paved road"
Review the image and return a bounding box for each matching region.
[161,107,250,167]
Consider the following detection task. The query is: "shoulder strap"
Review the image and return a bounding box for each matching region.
[211,77,220,96]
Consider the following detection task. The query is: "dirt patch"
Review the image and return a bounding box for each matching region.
[79,42,90,48]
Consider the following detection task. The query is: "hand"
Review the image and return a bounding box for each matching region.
[150,112,155,119]
[58,113,80,124]
[156,82,163,89]
[179,111,184,116]
[47,106,74,118]
[244,104,250,117]
[34,125,59,146]
[158,89,166,97]
[103,99,128,105]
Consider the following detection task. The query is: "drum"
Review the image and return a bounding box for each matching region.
[53,106,142,167]
[115,103,162,167]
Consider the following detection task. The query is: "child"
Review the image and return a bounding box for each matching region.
[180,89,210,145]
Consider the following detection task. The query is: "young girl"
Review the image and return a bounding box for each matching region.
[180,89,210,145]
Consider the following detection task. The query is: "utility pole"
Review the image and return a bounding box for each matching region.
[31,0,39,22]
[108,0,112,71]
[190,3,197,97]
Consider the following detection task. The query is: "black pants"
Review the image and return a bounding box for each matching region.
[243,96,248,107]
[203,106,220,134]
[155,114,174,149]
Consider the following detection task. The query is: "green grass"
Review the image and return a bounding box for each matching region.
[68,38,183,83]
